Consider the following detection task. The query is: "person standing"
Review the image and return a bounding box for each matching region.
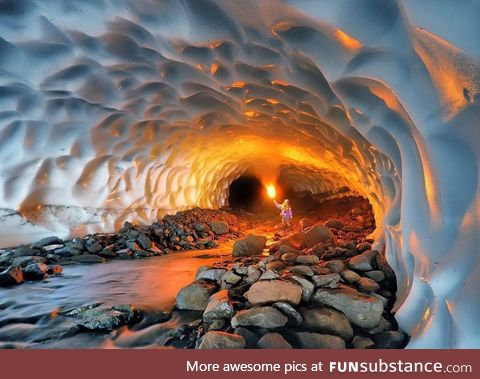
[273,199,293,229]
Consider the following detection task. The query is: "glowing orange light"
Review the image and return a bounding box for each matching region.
[266,184,276,199]
[334,29,362,50]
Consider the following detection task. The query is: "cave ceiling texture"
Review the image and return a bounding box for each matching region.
[0,0,479,348]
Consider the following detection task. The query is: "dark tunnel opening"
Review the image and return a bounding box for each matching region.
[228,175,264,211]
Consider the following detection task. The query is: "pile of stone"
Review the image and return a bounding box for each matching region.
[0,208,239,287]
[172,216,406,349]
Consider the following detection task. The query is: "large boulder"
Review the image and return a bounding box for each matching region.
[0,265,23,286]
[209,221,229,235]
[276,233,304,250]
[198,331,245,349]
[301,308,353,341]
[65,304,139,330]
[23,263,48,280]
[231,306,288,329]
[176,281,217,311]
[203,290,235,319]
[313,285,384,328]
[300,225,334,248]
[349,250,378,271]
[246,280,302,305]
[232,235,267,257]
[293,332,345,349]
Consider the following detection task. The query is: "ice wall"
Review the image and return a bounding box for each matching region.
[0,0,479,347]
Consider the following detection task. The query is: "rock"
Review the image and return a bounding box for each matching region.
[365,270,385,282]
[231,307,288,329]
[43,244,64,252]
[313,285,384,328]
[222,271,242,284]
[97,247,116,258]
[259,269,280,280]
[137,234,152,249]
[126,241,141,251]
[245,269,261,284]
[341,270,361,283]
[12,256,45,268]
[281,253,300,262]
[203,290,234,319]
[133,250,151,258]
[198,331,245,349]
[196,266,227,281]
[293,332,345,349]
[116,248,133,259]
[205,319,226,331]
[356,242,372,253]
[324,260,344,273]
[67,304,139,330]
[176,281,217,311]
[71,255,106,264]
[53,246,73,257]
[301,225,334,248]
[47,265,63,275]
[291,275,315,302]
[312,273,341,288]
[246,280,302,305]
[297,255,319,265]
[301,308,353,341]
[0,265,23,286]
[232,235,267,257]
[277,233,304,250]
[324,219,344,230]
[234,327,259,347]
[278,245,301,255]
[299,218,314,230]
[265,261,285,272]
[313,266,331,275]
[23,263,48,280]
[349,250,378,271]
[374,331,406,348]
[273,302,303,325]
[367,317,392,335]
[290,265,314,277]
[86,242,103,253]
[13,246,39,257]
[209,221,229,235]
[353,336,375,349]
[357,277,380,292]
[257,333,292,349]
[31,236,63,249]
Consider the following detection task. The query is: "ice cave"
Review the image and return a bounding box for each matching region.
[0,0,479,349]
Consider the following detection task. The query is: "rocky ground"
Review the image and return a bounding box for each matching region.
[0,196,407,349]
[0,208,242,287]
[169,197,408,349]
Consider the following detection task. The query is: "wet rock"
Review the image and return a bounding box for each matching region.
[198,331,245,349]
[97,246,117,258]
[324,260,344,273]
[296,255,319,265]
[209,221,229,235]
[312,273,341,288]
[0,323,38,341]
[291,265,314,277]
[32,317,80,342]
[341,270,361,283]
[273,302,303,325]
[302,308,353,341]
[0,251,13,266]
[13,246,39,257]
[313,285,384,328]
[71,255,106,264]
[301,225,334,248]
[31,236,62,249]
[232,235,267,257]
[68,304,139,330]
[293,332,345,349]
[23,263,48,280]
[203,290,234,319]
[349,250,378,271]
[365,270,385,282]
[231,307,288,329]
[246,280,302,305]
[0,265,23,286]
[47,265,63,275]
[299,218,314,230]
[12,256,45,268]
[353,336,375,349]
[356,277,380,292]
[367,317,392,335]
[133,250,151,258]
[43,244,64,252]
[291,275,314,302]
[257,332,292,349]
[324,219,344,230]
[176,281,217,311]
[196,266,227,281]
[116,248,133,259]
[374,331,406,348]
[234,327,259,347]
[86,242,103,254]
[136,234,152,250]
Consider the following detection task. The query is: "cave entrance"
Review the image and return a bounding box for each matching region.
[228,175,264,211]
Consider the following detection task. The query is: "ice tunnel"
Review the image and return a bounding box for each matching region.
[0,0,479,348]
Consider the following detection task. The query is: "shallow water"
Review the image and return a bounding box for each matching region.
[0,248,231,348]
